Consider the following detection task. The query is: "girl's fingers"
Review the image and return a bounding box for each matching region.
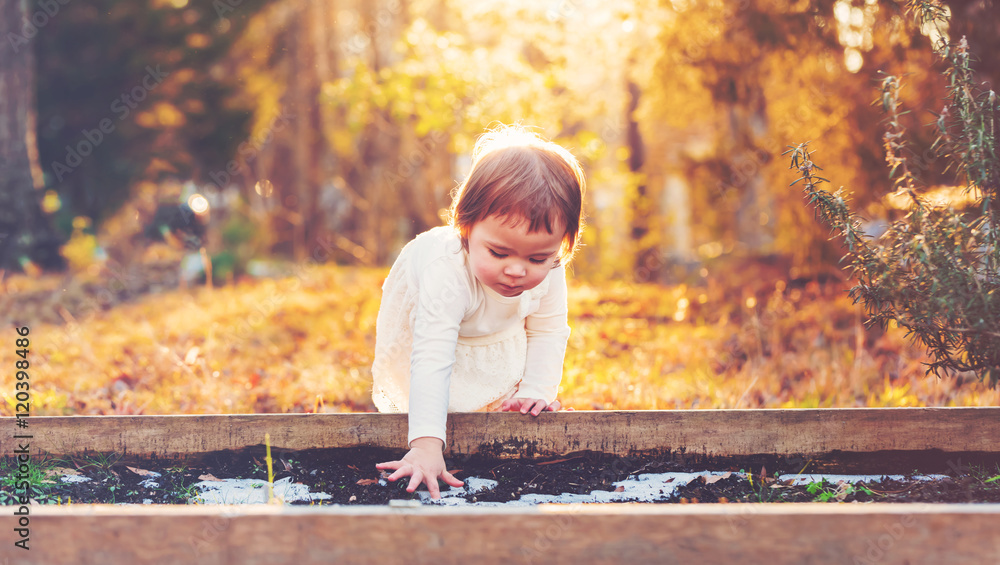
[530,399,548,415]
[504,398,570,414]
[376,461,401,470]
[501,398,522,411]
[442,470,465,488]
[388,465,412,482]
[406,469,424,493]
[426,480,442,500]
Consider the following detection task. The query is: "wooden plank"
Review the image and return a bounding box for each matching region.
[2,408,998,463]
[7,503,1000,564]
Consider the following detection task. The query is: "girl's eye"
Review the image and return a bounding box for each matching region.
[529,258,547,264]
[488,249,507,259]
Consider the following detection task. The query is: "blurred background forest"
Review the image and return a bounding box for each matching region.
[1,0,998,415]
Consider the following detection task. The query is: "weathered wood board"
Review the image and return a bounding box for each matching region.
[2,408,998,564]
[2,407,998,466]
[5,503,999,565]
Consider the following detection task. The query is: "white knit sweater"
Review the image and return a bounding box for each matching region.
[371,226,571,448]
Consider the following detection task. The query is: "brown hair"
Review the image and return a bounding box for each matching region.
[449,124,586,264]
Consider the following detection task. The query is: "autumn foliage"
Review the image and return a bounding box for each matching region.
[1,257,996,418]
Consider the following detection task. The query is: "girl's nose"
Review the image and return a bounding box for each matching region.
[504,262,526,278]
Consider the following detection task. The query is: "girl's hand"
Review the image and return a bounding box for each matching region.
[375,437,464,500]
[500,397,573,415]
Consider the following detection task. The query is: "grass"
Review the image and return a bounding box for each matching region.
[741,468,786,503]
[0,455,71,505]
[69,452,123,475]
[0,261,997,418]
[966,464,1000,486]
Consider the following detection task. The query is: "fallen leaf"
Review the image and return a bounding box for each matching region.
[614,486,625,492]
[718,497,729,503]
[125,466,157,477]
[663,477,675,483]
[44,467,81,477]
[536,457,580,466]
[447,469,462,475]
[281,458,292,472]
[703,472,732,484]
[347,465,360,472]
[356,478,378,486]
[198,474,224,482]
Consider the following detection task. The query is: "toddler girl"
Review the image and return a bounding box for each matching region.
[372,124,585,499]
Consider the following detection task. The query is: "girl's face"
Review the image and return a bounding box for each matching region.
[467,214,563,297]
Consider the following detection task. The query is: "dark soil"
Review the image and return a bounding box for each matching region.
[2,447,998,506]
[669,471,1000,504]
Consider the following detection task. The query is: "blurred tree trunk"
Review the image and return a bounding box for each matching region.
[723,73,771,252]
[625,78,657,280]
[337,0,411,265]
[310,0,338,248]
[290,4,317,262]
[0,0,62,272]
[662,173,693,263]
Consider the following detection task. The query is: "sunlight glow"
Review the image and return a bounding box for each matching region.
[844,48,863,73]
[884,185,977,210]
[255,180,274,198]
[834,0,876,73]
[188,194,210,214]
[42,190,62,214]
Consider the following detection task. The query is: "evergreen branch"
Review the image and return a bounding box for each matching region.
[785,1,1000,386]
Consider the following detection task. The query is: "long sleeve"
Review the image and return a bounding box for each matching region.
[406,258,472,448]
[516,264,570,403]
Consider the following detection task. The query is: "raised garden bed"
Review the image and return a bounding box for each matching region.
[4,446,998,506]
[3,408,1000,563]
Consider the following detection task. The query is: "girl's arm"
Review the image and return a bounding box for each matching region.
[376,258,471,500]
[406,258,472,448]
[515,264,571,403]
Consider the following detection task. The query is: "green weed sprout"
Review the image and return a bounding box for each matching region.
[265,432,279,504]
